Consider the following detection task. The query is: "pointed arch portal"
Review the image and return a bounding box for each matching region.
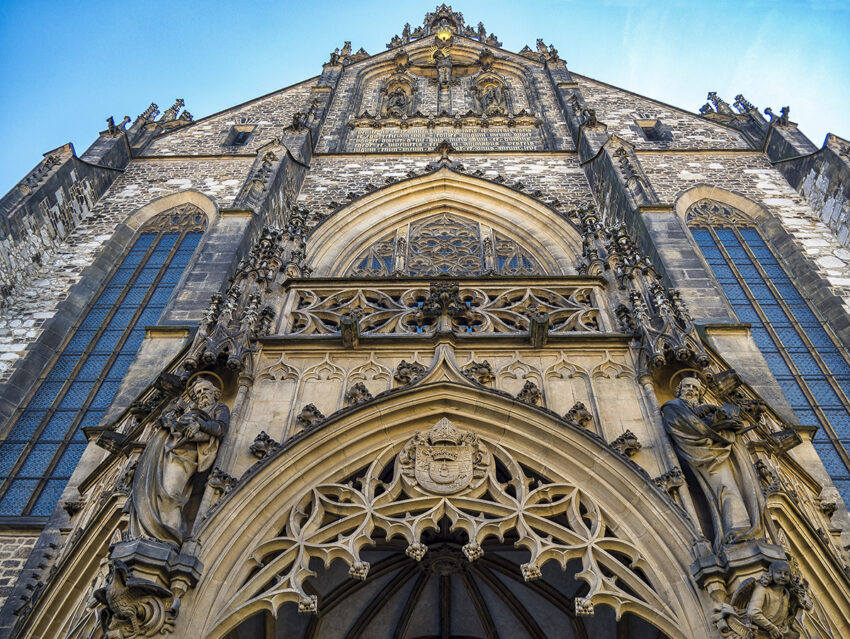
[183,363,708,639]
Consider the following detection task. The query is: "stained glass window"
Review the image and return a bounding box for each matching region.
[0,205,207,518]
[347,213,542,277]
[688,199,850,504]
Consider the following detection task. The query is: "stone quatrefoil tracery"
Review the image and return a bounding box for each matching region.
[214,420,682,634]
[347,213,543,277]
[287,284,601,335]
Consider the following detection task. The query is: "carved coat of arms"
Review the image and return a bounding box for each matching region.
[399,417,490,495]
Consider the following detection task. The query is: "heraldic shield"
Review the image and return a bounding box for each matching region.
[399,417,490,496]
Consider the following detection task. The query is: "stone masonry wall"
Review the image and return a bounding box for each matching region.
[0,158,252,382]
[142,81,315,157]
[576,75,751,151]
[0,535,36,612]
[298,153,592,228]
[639,151,850,316]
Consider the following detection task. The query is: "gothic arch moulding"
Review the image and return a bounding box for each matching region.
[307,168,582,277]
[174,381,710,639]
[123,189,219,232]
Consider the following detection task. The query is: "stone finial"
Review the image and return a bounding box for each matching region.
[564,402,593,429]
[249,431,279,459]
[395,360,426,385]
[461,360,494,384]
[610,430,642,457]
[344,382,373,406]
[295,404,325,430]
[516,381,542,405]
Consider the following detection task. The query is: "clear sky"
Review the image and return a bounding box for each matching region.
[1,0,848,193]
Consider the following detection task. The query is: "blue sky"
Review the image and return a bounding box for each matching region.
[1,0,848,192]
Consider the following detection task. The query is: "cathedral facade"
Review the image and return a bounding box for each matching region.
[0,6,849,638]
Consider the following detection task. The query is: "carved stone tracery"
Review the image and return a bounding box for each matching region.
[212,418,686,636]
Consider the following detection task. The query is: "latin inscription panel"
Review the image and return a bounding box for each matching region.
[348,126,544,153]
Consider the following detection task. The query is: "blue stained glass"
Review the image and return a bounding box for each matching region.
[0,221,203,518]
[691,229,714,244]
[149,287,174,305]
[94,287,125,307]
[58,382,95,410]
[825,409,850,437]
[726,246,750,260]
[76,355,110,381]
[105,355,135,380]
[107,308,137,330]
[749,327,776,350]
[821,352,850,377]
[79,410,106,428]
[65,330,97,353]
[787,351,824,375]
[0,444,25,477]
[773,284,803,302]
[30,480,67,516]
[710,263,735,280]
[90,382,122,410]
[156,233,179,250]
[700,246,722,259]
[147,249,173,267]
[731,303,761,323]
[123,332,145,351]
[807,380,842,407]
[834,377,850,398]
[6,412,43,440]
[159,268,184,285]
[42,412,76,440]
[108,268,136,286]
[793,408,819,427]
[813,442,850,475]
[787,305,818,325]
[736,264,761,279]
[92,331,124,353]
[760,304,792,325]
[761,264,790,280]
[777,378,808,406]
[80,308,110,328]
[0,480,38,515]
[28,382,64,409]
[18,443,59,477]
[121,288,147,305]
[135,268,160,286]
[137,308,163,326]
[54,444,87,476]
[747,284,775,301]
[715,229,739,243]
[45,355,78,380]
[722,283,748,301]
[762,352,792,376]
[802,325,834,347]
[739,229,763,243]
[773,327,807,350]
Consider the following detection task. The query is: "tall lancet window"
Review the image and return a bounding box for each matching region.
[0,205,207,519]
[688,199,850,503]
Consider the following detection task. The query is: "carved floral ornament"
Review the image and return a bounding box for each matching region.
[208,418,687,638]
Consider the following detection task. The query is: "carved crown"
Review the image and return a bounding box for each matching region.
[427,417,464,445]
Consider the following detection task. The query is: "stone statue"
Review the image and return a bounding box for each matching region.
[661,377,763,547]
[128,376,230,546]
[386,87,409,117]
[434,50,453,87]
[713,560,813,638]
[477,83,505,115]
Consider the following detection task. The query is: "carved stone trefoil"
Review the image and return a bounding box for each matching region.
[398,417,491,496]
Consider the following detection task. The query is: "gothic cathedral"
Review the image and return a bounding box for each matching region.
[0,6,849,638]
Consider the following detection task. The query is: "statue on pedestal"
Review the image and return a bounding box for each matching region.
[661,377,764,548]
[128,376,230,546]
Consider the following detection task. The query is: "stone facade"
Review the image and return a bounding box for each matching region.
[0,6,849,638]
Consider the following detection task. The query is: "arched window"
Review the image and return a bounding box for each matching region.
[687,199,850,503]
[347,212,542,277]
[0,204,207,518]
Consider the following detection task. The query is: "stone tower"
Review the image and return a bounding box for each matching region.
[0,6,849,638]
